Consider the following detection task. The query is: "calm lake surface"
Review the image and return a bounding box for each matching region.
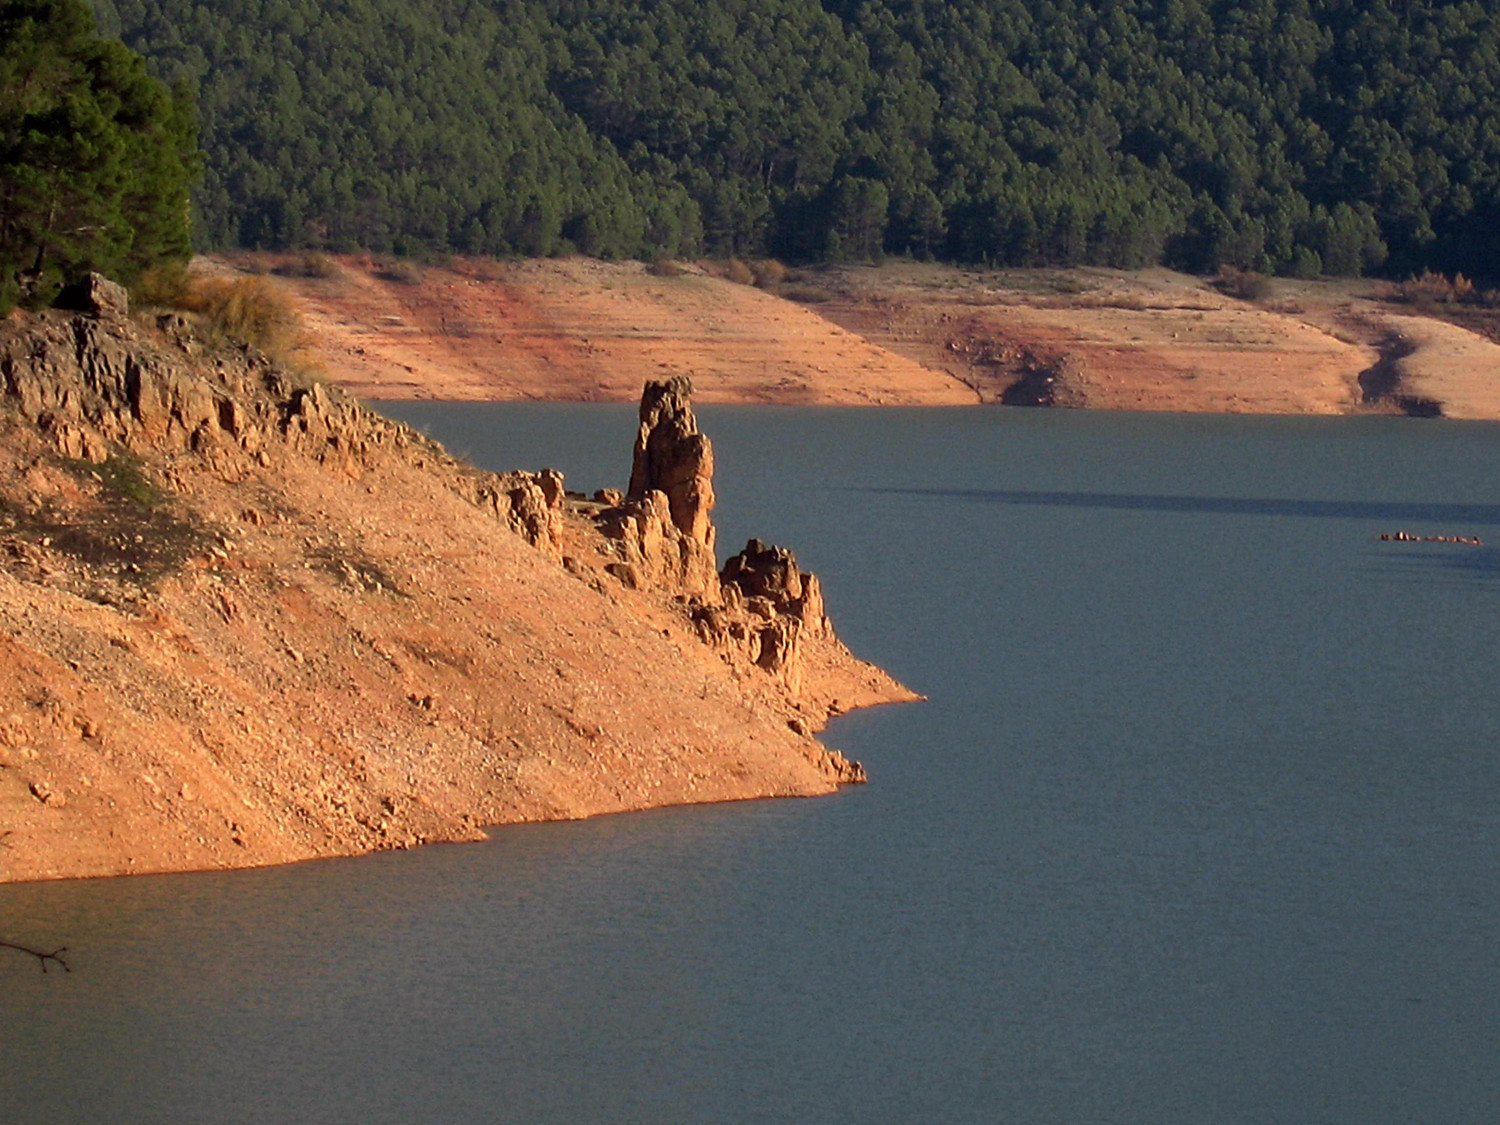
[4,405,1499,1124]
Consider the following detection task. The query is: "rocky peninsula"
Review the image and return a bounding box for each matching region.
[0,278,913,883]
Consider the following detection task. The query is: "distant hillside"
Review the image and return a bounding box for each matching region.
[92,0,1500,279]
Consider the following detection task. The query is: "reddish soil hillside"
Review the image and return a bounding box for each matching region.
[247,254,1500,418]
[232,254,972,405]
[0,289,912,883]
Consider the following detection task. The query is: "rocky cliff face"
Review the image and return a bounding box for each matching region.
[0,282,909,882]
[2,275,566,555]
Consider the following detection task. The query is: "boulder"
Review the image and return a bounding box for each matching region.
[55,273,129,320]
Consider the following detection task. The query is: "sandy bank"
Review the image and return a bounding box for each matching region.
[1378,314,1500,419]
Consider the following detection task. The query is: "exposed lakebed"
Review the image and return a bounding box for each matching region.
[4,406,1498,1123]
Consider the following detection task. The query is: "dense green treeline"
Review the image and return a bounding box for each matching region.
[89,0,1500,277]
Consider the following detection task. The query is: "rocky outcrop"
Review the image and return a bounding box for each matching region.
[627,375,715,542]
[686,539,834,696]
[54,273,130,320]
[690,598,806,694]
[458,468,565,557]
[4,309,851,705]
[588,384,841,700]
[0,295,564,553]
[1378,531,1483,545]
[598,376,719,595]
[720,538,830,641]
[0,290,908,883]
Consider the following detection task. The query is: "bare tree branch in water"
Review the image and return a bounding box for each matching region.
[0,832,70,970]
[1,941,70,973]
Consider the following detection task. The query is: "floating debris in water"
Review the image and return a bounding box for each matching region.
[1378,531,1483,545]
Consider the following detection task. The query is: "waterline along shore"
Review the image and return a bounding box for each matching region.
[0,279,913,884]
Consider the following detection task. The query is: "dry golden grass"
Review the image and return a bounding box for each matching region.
[135,264,320,376]
[722,258,755,285]
[751,259,787,289]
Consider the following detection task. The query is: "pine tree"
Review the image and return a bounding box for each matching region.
[0,0,198,312]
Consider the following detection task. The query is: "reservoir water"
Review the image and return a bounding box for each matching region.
[4,406,1499,1123]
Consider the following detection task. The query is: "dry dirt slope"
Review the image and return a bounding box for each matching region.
[802,263,1500,416]
[253,254,1500,418]
[0,282,912,884]
[255,254,972,405]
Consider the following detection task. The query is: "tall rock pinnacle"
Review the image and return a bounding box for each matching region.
[627,376,715,549]
[598,377,719,596]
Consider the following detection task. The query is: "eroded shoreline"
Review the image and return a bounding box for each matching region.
[0,284,914,884]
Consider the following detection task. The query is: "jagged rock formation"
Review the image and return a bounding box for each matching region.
[593,381,842,710]
[598,375,719,595]
[454,467,566,557]
[627,375,716,541]
[720,538,830,641]
[690,539,834,697]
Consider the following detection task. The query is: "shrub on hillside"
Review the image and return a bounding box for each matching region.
[134,264,309,366]
[195,278,301,356]
[751,259,787,288]
[1382,270,1482,307]
[1215,265,1273,301]
[458,257,508,282]
[275,253,341,279]
[137,261,327,376]
[723,258,754,285]
[131,261,194,308]
[779,283,833,304]
[374,258,424,285]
